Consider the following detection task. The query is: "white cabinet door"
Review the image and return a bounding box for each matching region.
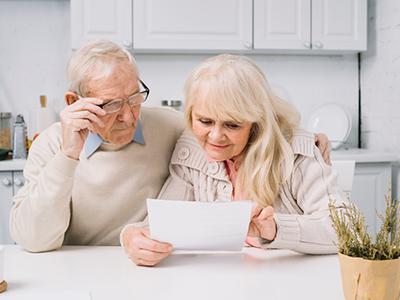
[133,0,252,51]
[71,0,133,50]
[311,0,367,51]
[351,163,391,236]
[0,172,13,244]
[254,0,311,50]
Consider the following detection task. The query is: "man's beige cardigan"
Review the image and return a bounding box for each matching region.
[10,107,184,252]
[156,129,345,254]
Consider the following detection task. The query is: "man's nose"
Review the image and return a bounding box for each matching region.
[117,102,135,122]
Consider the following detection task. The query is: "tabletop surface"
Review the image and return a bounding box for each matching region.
[1,246,344,300]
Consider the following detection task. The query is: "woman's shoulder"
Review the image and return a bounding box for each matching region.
[169,130,228,180]
[170,130,208,170]
[290,128,316,158]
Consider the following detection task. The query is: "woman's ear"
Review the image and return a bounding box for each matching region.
[64,92,79,106]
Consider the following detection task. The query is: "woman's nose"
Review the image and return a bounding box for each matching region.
[208,126,225,140]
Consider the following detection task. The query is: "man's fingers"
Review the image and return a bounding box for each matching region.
[69,110,105,127]
[68,99,106,116]
[124,228,173,267]
[132,248,171,263]
[131,230,172,253]
[131,256,164,267]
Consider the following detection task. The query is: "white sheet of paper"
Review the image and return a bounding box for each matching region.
[147,199,252,251]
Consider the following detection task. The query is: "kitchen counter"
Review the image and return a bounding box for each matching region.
[332,149,399,163]
[1,246,344,300]
[0,149,398,172]
[0,159,26,171]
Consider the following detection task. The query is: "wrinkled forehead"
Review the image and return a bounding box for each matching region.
[85,62,139,96]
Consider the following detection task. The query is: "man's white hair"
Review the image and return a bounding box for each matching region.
[67,40,137,96]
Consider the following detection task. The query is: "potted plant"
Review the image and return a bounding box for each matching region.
[329,194,400,300]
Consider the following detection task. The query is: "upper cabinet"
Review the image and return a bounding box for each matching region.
[311,0,367,51]
[71,0,367,53]
[71,0,133,49]
[133,0,252,51]
[254,0,367,52]
[253,0,311,50]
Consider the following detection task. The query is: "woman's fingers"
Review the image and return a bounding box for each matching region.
[258,206,274,221]
[250,203,263,219]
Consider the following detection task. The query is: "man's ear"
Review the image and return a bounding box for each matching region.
[65,92,79,106]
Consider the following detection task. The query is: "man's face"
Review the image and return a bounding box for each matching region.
[85,62,141,146]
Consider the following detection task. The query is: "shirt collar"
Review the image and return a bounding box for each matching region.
[83,119,145,158]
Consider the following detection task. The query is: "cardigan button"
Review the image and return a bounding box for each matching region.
[208,162,219,174]
[177,147,190,160]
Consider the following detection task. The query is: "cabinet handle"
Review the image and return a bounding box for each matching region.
[243,41,252,49]
[122,40,132,49]
[2,178,11,186]
[14,178,24,186]
[14,178,24,187]
[303,41,311,49]
[313,41,323,49]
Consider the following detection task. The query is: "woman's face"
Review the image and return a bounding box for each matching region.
[191,97,252,161]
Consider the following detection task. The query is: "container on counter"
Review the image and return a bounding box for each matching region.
[0,112,12,150]
[161,100,183,111]
[12,114,27,159]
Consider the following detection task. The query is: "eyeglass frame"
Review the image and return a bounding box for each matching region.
[75,79,150,114]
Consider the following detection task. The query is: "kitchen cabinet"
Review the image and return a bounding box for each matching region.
[0,171,14,244]
[332,150,398,236]
[0,161,26,244]
[254,0,367,52]
[351,163,391,236]
[71,0,132,50]
[70,0,367,53]
[133,0,252,51]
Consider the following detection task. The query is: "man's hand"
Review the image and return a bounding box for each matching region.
[60,97,106,160]
[314,133,331,165]
[122,226,172,267]
[248,204,277,242]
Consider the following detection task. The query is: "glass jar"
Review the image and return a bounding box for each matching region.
[0,112,12,149]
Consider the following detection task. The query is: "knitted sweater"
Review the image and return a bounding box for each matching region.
[10,107,184,252]
[157,129,345,254]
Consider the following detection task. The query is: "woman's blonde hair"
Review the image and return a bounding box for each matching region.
[184,54,301,207]
[67,40,137,96]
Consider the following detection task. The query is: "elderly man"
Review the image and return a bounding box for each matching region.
[10,40,331,253]
[10,40,184,252]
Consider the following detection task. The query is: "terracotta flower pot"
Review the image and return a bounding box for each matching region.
[338,253,400,300]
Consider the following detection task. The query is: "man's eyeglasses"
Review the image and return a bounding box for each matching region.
[77,80,150,114]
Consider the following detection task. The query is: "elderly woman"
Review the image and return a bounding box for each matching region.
[122,54,344,266]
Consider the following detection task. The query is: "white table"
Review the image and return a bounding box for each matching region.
[2,246,344,300]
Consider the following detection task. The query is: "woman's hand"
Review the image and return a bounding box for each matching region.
[122,226,173,267]
[248,204,277,242]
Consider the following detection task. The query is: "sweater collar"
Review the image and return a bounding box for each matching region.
[83,119,145,158]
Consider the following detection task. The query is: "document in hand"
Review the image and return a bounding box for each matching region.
[147,199,252,251]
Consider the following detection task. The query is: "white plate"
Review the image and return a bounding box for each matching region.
[307,104,351,150]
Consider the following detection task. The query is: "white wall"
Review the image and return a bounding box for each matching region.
[0,0,359,146]
[361,0,400,151]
